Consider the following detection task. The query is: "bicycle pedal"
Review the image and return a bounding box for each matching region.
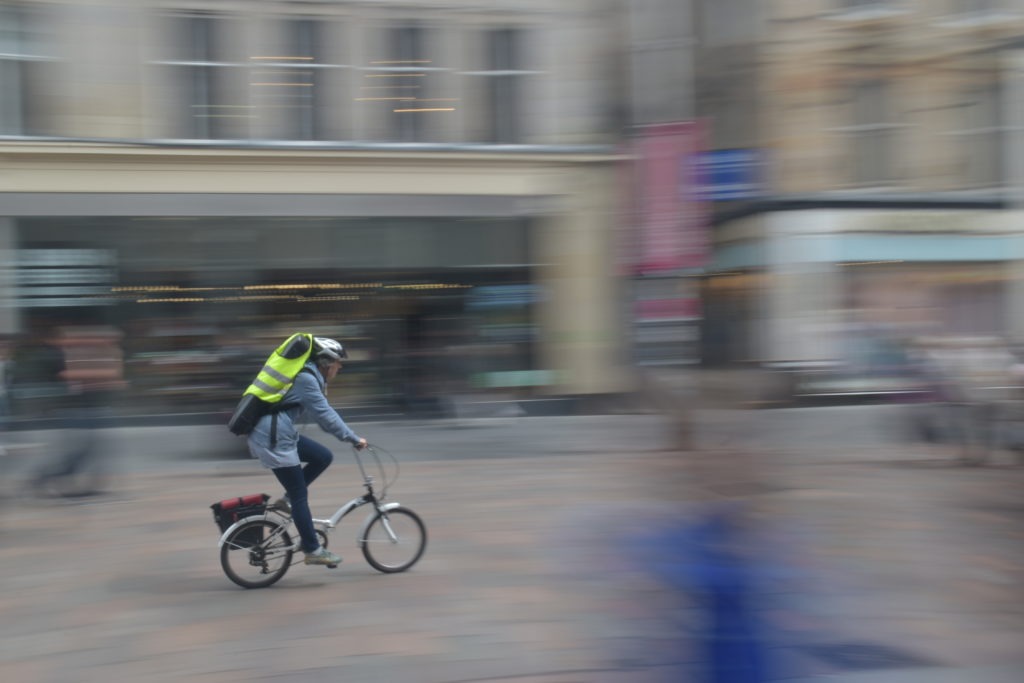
[326,563,338,569]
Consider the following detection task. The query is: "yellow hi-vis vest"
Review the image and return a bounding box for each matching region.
[243,332,315,404]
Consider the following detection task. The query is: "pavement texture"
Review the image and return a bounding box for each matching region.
[0,408,1022,682]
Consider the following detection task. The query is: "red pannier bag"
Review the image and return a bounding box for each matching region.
[211,493,270,535]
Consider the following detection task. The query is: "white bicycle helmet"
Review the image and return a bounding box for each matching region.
[313,337,347,362]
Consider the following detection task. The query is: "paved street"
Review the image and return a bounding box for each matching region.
[1,411,1023,682]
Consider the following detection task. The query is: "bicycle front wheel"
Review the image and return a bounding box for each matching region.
[220,519,294,589]
[361,507,427,573]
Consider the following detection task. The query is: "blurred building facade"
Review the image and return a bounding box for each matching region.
[0,0,646,417]
[695,0,1024,370]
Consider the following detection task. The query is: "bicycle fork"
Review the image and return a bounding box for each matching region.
[357,501,406,546]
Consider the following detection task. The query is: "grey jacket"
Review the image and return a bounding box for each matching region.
[247,362,362,469]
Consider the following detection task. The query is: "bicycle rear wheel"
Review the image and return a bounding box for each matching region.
[220,519,294,589]
[361,507,426,573]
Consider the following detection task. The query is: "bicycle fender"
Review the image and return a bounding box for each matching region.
[357,502,403,546]
[216,513,271,549]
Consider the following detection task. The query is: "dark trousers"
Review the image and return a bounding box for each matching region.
[271,436,334,553]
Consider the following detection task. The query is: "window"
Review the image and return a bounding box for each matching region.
[166,13,242,139]
[0,3,50,135]
[958,84,1003,187]
[358,23,446,142]
[847,80,897,185]
[483,28,525,143]
[260,18,323,140]
[387,24,427,142]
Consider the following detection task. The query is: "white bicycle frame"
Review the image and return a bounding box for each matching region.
[217,497,405,552]
[217,447,404,553]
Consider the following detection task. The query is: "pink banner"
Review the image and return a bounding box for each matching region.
[630,121,709,274]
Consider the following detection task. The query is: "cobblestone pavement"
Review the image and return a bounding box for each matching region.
[0,414,1022,682]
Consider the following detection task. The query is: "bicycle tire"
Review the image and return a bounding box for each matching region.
[361,507,427,574]
[220,519,294,589]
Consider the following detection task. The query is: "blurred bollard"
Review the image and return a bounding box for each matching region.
[635,368,695,450]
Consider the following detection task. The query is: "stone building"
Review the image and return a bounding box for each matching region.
[695,0,1024,367]
[0,0,639,416]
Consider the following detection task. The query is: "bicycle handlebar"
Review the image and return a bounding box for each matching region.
[350,443,400,496]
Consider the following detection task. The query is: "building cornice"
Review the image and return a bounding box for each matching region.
[0,138,622,165]
[712,193,1007,226]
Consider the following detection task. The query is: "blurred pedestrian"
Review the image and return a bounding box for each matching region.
[0,335,14,461]
[0,335,14,428]
[30,325,126,498]
[7,320,68,422]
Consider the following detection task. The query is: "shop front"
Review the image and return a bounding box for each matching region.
[706,207,1021,367]
[5,215,540,418]
[0,143,629,419]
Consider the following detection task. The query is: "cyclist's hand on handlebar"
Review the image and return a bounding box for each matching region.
[354,438,368,450]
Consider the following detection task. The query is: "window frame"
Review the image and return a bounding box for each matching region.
[464,27,536,144]
[151,12,248,140]
[951,83,1004,188]
[0,3,55,136]
[258,16,325,141]
[832,79,903,186]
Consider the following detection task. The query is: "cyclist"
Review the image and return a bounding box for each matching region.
[247,336,367,567]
